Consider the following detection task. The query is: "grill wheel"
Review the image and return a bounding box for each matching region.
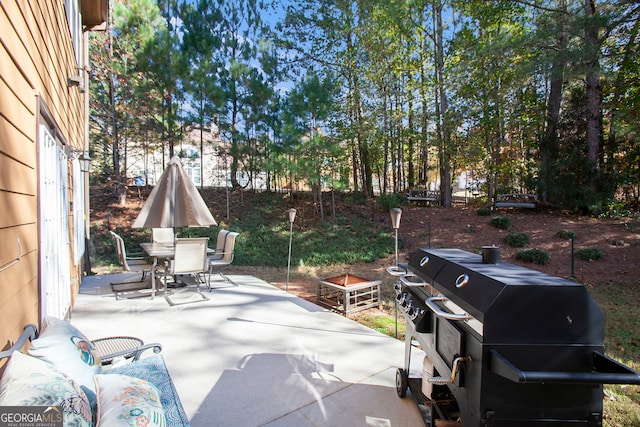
[396,368,408,398]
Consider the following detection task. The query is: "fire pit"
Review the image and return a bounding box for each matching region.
[317,274,381,316]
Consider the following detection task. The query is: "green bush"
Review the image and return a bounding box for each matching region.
[577,248,602,261]
[556,229,576,240]
[504,232,530,248]
[377,193,405,211]
[625,221,640,231]
[476,208,492,216]
[490,216,511,230]
[516,249,550,265]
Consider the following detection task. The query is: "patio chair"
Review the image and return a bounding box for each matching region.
[208,229,230,261]
[109,230,151,282]
[152,227,175,244]
[163,237,210,305]
[207,231,239,289]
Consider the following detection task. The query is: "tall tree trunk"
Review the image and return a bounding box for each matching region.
[605,19,639,177]
[395,92,403,193]
[354,83,372,198]
[109,26,126,206]
[351,138,359,194]
[540,2,567,203]
[420,33,429,187]
[584,0,602,189]
[199,96,205,190]
[434,1,452,207]
[230,74,240,189]
[382,85,389,194]
[318,178,325,222]
[407,69,415,190]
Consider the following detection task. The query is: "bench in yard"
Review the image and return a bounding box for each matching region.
[493,193,538,211]
[406,189,440,205]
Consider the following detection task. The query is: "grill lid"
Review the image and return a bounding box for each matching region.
[407,248,604,344]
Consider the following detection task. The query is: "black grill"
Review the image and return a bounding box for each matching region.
[394,248,640,426]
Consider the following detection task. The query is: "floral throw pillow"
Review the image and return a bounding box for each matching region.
[28,317,101,405]
[0,351,92,427]
[94,374,166,427]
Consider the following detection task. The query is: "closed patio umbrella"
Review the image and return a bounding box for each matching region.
[132,156,217,229]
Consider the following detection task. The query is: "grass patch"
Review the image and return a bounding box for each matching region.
[476,208,492,216]
[91,192,395,268]
[588,281,640,426]
[352,312,406,340]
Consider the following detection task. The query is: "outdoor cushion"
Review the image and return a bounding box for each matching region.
[94,374,166,427]
[28,317,102,405]
[0,351,92,426]
[109,355,189,427]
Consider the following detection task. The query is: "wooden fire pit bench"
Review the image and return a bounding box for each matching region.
[493,193,537,211]
[406,189,440,206]
[317,274,381,316]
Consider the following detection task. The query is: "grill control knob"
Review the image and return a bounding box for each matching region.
[401,294,411,308]
[413,307,423,318]
[405,300,413,316]
[396,293,405,305]
[394,282,402,294]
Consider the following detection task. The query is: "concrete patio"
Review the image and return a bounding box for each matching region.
[72,272,426,426]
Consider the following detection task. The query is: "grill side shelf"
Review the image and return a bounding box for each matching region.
[490,349,640,384]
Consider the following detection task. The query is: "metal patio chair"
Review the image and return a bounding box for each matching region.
[207,231,239,289]
[208,229,230,261]
[163,237,210,305]
[109,230,151,281]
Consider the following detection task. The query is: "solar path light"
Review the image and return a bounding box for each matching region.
[388,208,403,338]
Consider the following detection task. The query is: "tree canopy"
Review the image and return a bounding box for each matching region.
[89,0,640,213]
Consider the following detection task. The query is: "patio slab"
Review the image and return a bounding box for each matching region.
[73,273,426,426]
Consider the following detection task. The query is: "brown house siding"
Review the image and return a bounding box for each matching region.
[0,1,88,355]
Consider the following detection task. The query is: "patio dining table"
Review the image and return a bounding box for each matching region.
[140,242,214,299]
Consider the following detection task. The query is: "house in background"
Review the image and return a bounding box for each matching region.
[0,1,107,353]
[127,125,268,190]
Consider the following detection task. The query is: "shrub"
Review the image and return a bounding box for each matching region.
[556,229,576,240]
[490,216,511,230]
[625,221,640,231]
[577,248,602,261]
[377,193,405,211]
[476,208,492,216]
[504,232,530,248]
[516,249,550,265]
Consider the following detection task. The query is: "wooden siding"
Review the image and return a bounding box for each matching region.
[0,0,87,353]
